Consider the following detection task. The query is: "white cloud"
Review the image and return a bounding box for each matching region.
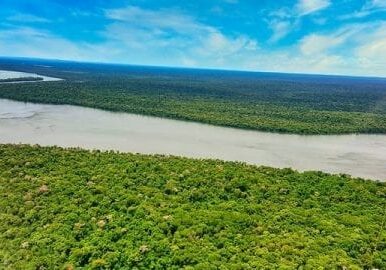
[0,27,106,62]
[366,0,386,8]
[267,0,330,43]
[2,7,386,77]
[103,6,258,66]
[298,25,360,55]
[296,0,331,16]
[7,13,50,23]
[268,7,293,19]
[226,22,386,77]
[300,34,341,55]
[356,24,386,73]
[268,20,292,43]
[0,6,259,68]
[357,36,386,62]
[195,32,257,59]
[105,6,211,34]
[340,0,386,19]
[287,22,386,76]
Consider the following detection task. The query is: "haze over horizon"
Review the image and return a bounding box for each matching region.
[1,0,386,77]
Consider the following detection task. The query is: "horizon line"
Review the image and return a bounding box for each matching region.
[1,55,386,81]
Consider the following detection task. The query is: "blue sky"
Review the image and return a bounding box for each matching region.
[1,0,386,76]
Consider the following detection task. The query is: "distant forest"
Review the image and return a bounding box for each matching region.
[0,57,385,134]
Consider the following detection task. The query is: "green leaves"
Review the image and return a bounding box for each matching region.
[0,144,385,269]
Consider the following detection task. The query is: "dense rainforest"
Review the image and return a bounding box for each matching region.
[0,58,386,134]
[0,144,385,269]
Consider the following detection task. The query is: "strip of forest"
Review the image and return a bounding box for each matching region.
[0,77,43,83]
[1,59,386,134]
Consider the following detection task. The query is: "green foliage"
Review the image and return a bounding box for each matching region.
[0,59,386,134]
[0,144,385,269]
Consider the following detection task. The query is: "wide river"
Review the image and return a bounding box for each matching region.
[1,98,385,181]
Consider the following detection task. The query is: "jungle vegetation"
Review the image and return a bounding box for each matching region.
[0,144,385,269]
[0,58,386,134]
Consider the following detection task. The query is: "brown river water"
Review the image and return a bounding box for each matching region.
[1,98,385,181]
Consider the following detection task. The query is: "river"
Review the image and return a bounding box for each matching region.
[1,98,385,181]
[0,70,62,82]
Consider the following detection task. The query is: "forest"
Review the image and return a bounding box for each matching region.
[0,144,385,269]
[0,58,386,134]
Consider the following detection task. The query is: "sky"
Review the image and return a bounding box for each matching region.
[0,0,386,77]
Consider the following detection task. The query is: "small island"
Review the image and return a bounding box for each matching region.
[0,76,44,83]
